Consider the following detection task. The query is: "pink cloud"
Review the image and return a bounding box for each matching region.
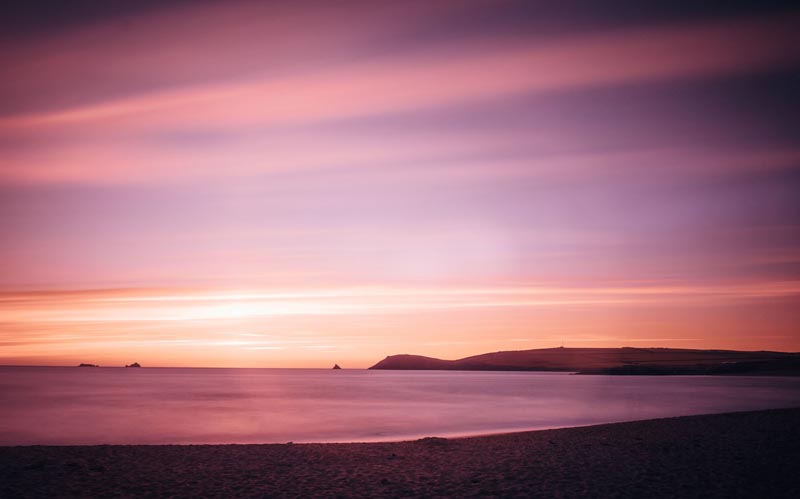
[4,12,799,133]
[2,11,798,185]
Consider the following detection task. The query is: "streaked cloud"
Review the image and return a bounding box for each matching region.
[1,1,798,366]
[2,11,800,185]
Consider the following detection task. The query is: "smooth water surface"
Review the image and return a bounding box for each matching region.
[1,366,799,445]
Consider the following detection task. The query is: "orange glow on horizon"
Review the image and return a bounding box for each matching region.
[2,282,798,368]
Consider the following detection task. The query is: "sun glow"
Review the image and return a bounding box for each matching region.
[1,280,798,367]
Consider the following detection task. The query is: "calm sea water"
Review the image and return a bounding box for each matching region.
[1,366,799,445]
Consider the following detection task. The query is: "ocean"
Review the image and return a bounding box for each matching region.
[1,366,799,445]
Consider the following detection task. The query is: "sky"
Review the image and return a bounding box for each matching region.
[1,0,799,367]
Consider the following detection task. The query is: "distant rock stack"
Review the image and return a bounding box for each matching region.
[78,363,99,367]
[332,364,342,370]
[125,362,141,368]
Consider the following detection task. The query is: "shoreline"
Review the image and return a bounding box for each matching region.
[2,408,799,498]
[5,408,796,447]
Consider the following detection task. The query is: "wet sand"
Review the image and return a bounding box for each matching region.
[1,408,798,498]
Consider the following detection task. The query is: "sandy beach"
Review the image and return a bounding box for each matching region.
[1,408,798,498]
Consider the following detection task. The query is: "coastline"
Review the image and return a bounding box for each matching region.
[2,408,798,498]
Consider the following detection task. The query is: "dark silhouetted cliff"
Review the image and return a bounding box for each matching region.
[369,347,800,375]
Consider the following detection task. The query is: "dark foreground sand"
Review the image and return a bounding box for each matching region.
[2,409,798,498]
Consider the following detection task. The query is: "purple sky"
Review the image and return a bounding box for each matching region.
[1,0,798,367]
